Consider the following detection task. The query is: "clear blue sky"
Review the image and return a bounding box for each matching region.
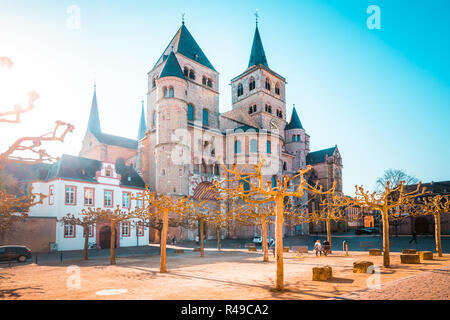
[1,0,449,195]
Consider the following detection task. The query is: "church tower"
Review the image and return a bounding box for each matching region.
[154,50,190,195]
[230,21,287,133]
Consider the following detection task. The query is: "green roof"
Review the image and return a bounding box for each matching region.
[248,26,268,68]
[153,23,216,72]
[159,51,185,80]
[306,147,337,165]
[137,101,147,140]
[285,107,304,130]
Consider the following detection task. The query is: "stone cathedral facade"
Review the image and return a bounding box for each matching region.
[79,21,343,239]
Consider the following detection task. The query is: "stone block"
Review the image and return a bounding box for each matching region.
[402,249,417,254]
[369,249,382,256]
[292,246,309,253]
[248,247,257,252]
[174,249,184,254]
[353,261,375,273]
[283,247,290,252]
[419,251,433,260]
[193,247,201,252]
[400,254,420,264]
[312,266,332,281]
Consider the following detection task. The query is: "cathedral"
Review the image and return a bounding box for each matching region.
[79,20,343,238]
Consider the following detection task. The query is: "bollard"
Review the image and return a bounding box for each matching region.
[343,240,349,256]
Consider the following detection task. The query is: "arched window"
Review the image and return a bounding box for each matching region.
[152,77,156,88]
[237,83,243,97]
[163,86,168,97]
[265,104,272,114]
[168,87,174,97]
[152,111,156,126]
[276,109,283,118]
[265,78,271,91]
[250,139,257,153]
[207,78,212,88]
[249,77,255,91]
[241,176,250,192]
[202,76,207,85]
[234,140,241,154]
[275,83,280,95]
[183,67,189,77]
[266,140,271,154]
[248,105,257,114]
[187,104,194,121]
[283,162,287,171]
[271,175,277,188]
[202,108,209,126]
[189,69,195,80]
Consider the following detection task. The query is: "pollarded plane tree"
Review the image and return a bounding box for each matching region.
[203,202,237,251]
[214,159,336,291]
[133,188,192,272]
[59,210,97,260]
[331,181,427,267]
[0,56,73,234]
[85,206,136,265]
[408,195,449,257]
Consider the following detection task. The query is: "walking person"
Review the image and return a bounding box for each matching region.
[409,230,418,244]
[314,239,322,256]
[172,235,176,245]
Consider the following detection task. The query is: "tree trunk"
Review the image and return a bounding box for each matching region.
[200,219,205,257]
[83,226,89,260]
[217,227,221,251]
[160,208,169,273]
[275,195,284,291]
[110,222,116,265]
[326,218,332,253]
[435,213,442,257]
[261,216,269,262]
[382,209,390,268]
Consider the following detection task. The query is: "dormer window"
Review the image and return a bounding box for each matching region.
[249,77,255,91]
[105,168,112,177]
[237,83,243,97]
[265,78,271,91]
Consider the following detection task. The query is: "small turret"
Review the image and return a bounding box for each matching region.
[285,105,309,169]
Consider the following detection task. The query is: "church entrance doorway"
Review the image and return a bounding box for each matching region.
[99,226,116,249]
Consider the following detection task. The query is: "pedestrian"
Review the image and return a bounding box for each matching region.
[195,235,199,245]
[322,240,330,256]
[409,230,418,244]
[314,239,322,256]
[270,241,275,257]
[172,235,176,245]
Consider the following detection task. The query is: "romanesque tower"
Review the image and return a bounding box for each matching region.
[285,106,310,169]
[230,23,287,133]
[154,50,190,195]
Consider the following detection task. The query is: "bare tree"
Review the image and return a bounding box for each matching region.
[376,169,418,193]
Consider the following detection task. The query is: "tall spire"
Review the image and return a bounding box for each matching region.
[248,15,268,68]
[138,99,147,140]
[87,83,101,134]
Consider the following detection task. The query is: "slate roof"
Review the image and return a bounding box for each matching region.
[137,101,147,140]
[248,26,268,68]
[159,50,185,80]
[153,23,216,72]
[285,106,304,130]
[4,154,145,189]
[87,85,101,134]
[306,147,337,165]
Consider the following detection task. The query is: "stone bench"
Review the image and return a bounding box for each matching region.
[369,249,382,256]
[353,261,375,273]
[248,247,257,252]
[312,266,332,281]
[292,246,309,253]
[360,241,377,248]
[193,247,201,252]
[400,254,420,264]
[174,249,184,254]
[419,251,433,260]
[283,247,290,252]
[402,249,417,254]
[244,243,256,248]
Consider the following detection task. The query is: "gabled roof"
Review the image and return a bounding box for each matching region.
[306,147,337,165]
[159,50,185,80]
[137,101,147,140]
[5,154,145,189]
[87,85,101,134]
[285,106,304,130]
[220,108,260,128]
[248,26,268,68]
[153,23,216,72]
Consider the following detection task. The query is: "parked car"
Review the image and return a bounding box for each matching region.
[252,236,274,246]
[355,227,379,235]
[0,245,32,262]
